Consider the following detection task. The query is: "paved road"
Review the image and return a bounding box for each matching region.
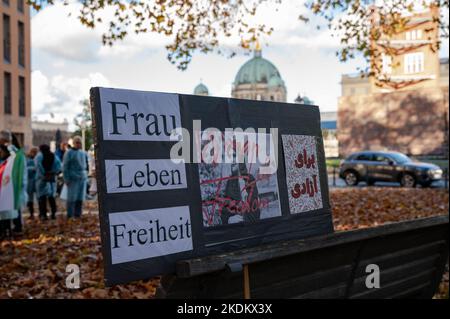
[328,174,448,189]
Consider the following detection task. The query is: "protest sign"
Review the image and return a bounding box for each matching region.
[90,87,333,285]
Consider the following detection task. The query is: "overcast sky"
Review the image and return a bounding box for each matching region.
[31,1,449,129]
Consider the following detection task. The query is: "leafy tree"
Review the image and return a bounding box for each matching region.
[73,99,93,150]
[300,0,449,83]
[28,0,449,78]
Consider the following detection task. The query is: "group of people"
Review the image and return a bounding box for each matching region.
[0,131,93,238]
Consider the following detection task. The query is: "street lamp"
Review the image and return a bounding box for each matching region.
[80,119,86,151]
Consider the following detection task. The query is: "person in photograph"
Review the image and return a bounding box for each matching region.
[239,163,261,223]
[221,163,243,225]
[35,144,61,220]
[26,147,38,219]
[63,136,88,219]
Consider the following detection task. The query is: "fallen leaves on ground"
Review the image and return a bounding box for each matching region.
[0,213,158,299]
[331,187,449,231]
[0,187,447,299]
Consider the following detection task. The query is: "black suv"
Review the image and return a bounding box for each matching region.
[339,151,443,187]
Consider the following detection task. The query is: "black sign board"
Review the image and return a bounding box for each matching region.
[90,87,333,286]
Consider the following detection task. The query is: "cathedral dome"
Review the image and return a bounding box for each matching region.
[268,75,285,88]
[193,82,209,96]
[233,50,283,86]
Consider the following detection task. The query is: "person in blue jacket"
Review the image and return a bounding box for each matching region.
[63,136,88,218]
[35,144,61,220]
[26,147,38,219]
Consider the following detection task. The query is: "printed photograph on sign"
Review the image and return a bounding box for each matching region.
[198,131,281,227]
[282,135,323,214]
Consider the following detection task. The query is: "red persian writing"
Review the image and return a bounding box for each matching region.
[291,147,319,199]
[291,175,319,198]
[295,148,316,169]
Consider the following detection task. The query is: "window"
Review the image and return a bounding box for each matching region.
[373,155,390,163]
[18,21,25,66]
[12,133,24,148]
[19,76,25,117]
[2,0,9,6]
[3,14,11,62]
[404,52,424,74]
[18,0,24,12]
[356,154,373,161]
[4,72,11,114]
[406,29,422,41]
[382,53,392,74]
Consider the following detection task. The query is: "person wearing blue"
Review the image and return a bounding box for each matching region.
[26,147,38,219]
[63,136,88,218]
[35,144,61,220]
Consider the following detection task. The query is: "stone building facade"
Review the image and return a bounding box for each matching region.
[338,6,449,157]
[32,119,71,149]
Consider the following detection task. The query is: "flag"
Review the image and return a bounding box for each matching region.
[0,152,16,211]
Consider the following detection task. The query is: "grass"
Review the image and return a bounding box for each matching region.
[326,158,341,168]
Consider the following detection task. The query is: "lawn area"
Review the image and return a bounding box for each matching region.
[0,188,448,299]
[326,158,341,168]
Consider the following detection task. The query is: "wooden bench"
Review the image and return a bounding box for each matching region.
[156,215,449,299]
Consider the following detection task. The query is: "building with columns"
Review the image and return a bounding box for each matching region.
[231,46,287,102]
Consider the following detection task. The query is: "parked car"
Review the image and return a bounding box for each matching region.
[339,151,443,187]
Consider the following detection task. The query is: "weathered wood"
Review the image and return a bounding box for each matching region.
[243,265,250,299]
[159,215,449,299]
[176,215,448,278]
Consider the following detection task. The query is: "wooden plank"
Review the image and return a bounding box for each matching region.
[243,264,250,299]
[248,242,359,289]
[350,268,436,299]
[292,283,348,299]
[176,215,448,278]
[354,241,445,278]
[389,283,430,299]
[357,227,447,261]
[350,254,439,295]
[251,264,352,299]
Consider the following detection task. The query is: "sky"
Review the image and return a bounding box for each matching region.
[31,1,449,130]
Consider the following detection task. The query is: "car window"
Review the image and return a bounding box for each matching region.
[389,153,411,164]
[373,155,390,163]
[356,154,373,161]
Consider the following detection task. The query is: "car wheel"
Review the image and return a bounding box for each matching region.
[344,171,359,186]
[400,173,416,188]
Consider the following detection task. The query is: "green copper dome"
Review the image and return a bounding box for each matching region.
[194,82,209,95]
[234,50,284,86]
[268,75,285,87]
